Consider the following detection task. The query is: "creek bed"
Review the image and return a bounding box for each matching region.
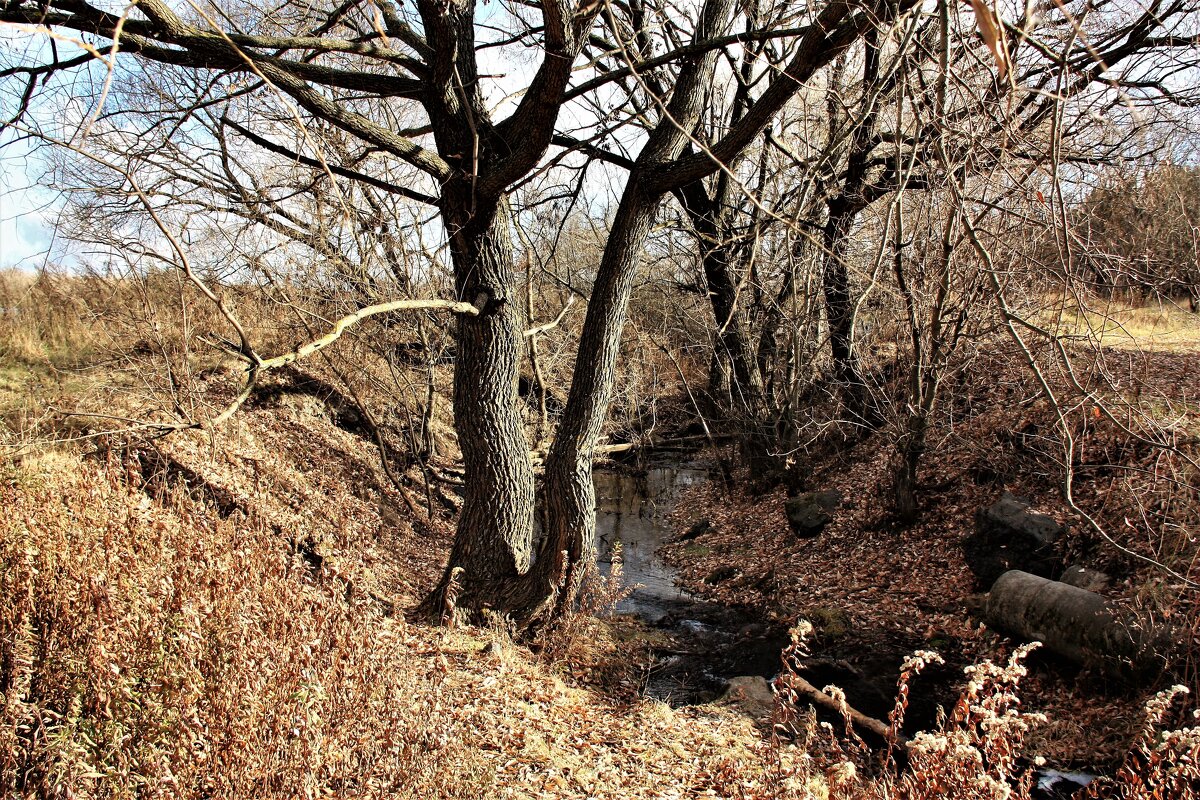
[593,463,790,705]
[590,461,1099,798]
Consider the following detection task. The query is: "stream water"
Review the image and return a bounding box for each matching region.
[593,464,790,705]
[594,465,707,617]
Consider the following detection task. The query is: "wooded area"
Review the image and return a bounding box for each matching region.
[2,0,1199,796]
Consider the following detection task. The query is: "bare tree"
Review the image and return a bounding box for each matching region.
[0,0,900,624]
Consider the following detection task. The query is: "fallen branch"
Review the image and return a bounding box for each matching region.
[527,434,734,464]
[777,673,910,752]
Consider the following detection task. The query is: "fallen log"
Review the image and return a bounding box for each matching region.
[984,570,1169,678]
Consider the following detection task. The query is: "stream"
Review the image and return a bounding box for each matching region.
[593,463,790,705]
[591,462,1097,798]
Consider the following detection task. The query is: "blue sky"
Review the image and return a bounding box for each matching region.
[0,136,55,270]
[1,25,64,271]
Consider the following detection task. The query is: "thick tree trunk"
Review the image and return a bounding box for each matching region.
[413,0,604,621]
[422,196,537,618]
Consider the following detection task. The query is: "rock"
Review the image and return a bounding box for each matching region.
[963,492,1066,587]
[1059,564,1111,593]
[1035,769,1097,800]
[985,570,1168,678]
[785,490,842,538]
[719,675,776,718]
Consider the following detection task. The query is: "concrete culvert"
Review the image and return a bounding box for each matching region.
[984,570,1169,679]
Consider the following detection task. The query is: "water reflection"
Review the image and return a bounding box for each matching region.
[593,466,710,617]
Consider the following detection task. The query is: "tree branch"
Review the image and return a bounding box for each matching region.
[221,116,439,205]
[653,0,912,192]
[524,294,575,337]
[258,298,482,371]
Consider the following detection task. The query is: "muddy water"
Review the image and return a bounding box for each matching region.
[593,465,789,705]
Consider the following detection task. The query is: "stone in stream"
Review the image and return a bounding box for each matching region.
[785,490,842,538]
[963,492,1066,587]
[718,675,776,718]
[984,570,1169,678]
[704,565,739,585]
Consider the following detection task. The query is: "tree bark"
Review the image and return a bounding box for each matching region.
[891,411,926,522]
[516,0,880,622]
[521,0,745,622]
[415,0,602,621]
[422,195,537,616]
[818,30,888,430]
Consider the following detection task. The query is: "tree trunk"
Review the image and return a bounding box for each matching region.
[891,411,926,523]
[677,180,764,415]
[518,184,660,622]
[422,196,537,618]
[821,198,880,428]
[507,0,744,623]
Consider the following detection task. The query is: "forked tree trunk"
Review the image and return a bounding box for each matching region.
[426,0,875,626]
[414,0,604,622]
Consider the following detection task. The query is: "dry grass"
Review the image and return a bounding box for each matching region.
[1045,295,1200,353]
[0,270,87,366]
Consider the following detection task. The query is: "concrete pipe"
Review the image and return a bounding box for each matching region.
[984,570,1167,678]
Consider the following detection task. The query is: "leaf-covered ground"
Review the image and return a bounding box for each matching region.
[660,345,1200,769]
